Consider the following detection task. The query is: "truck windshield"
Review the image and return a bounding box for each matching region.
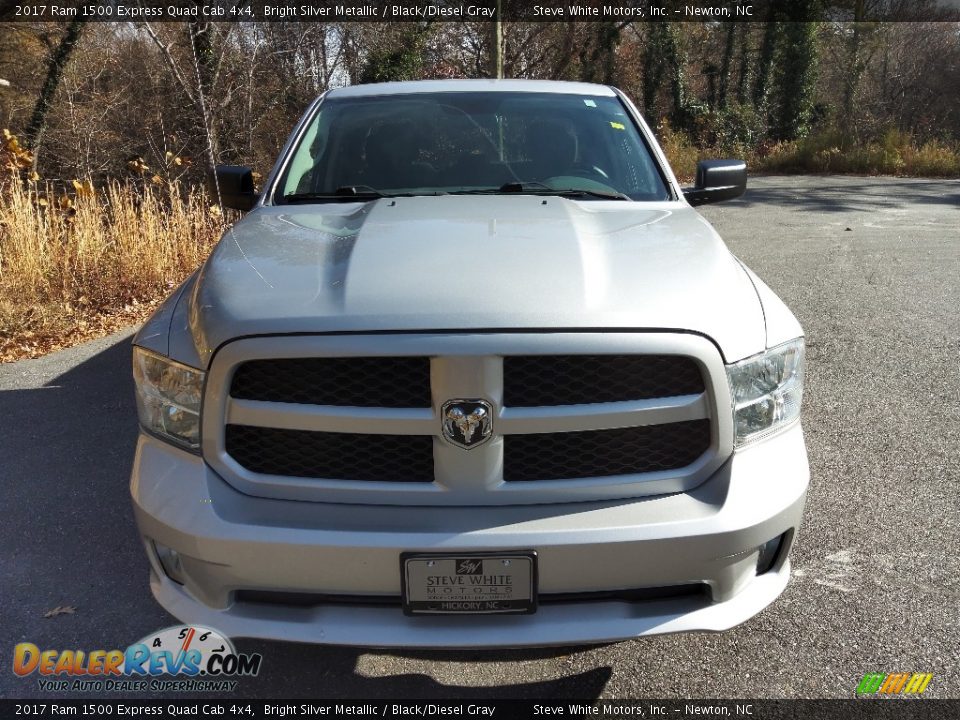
[275,91,671,202]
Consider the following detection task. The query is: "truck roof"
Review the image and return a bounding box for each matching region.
[324,79,619,99]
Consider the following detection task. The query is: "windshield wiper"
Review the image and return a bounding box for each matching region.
[445,188,504,195]
[503,182,632,201]
[552,188,632,201]
[499,181,553,193]
[282,185,386,203]
[447,182,555,195]
[449,182,631,201]
[282,186,450,203]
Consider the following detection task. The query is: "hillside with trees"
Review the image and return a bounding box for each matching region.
[0,14,958,359]
[2,15,959,182]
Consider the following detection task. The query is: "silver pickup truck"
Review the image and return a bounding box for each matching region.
[130,79,808,648]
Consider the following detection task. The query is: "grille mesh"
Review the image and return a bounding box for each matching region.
[225,425,434,482]
[225,352,711,485]
[230,357,431,408]
[503,355,704,407]
[503,419,711,481]
[233,584,710,608]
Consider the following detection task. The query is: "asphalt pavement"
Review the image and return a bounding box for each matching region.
[1,175,958,700]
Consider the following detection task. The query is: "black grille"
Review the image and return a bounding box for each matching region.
[230,357,431,408]
[225,425,434,481]
[503,355,704,407]
[503,420,711,481]
[539,584,710,604]
[235,590,400,608]
[233,584,710,608]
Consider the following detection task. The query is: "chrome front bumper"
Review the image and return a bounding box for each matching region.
[130,424,808,648]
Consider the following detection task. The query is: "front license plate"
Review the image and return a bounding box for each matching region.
[401,552,537,615]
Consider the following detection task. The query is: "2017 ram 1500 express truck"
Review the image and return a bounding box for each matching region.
[130,79,807,648]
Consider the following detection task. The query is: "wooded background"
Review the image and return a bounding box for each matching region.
[1,9,958,358]
[1,10,959,184]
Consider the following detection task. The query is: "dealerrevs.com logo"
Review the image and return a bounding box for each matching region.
[13,625,262,692]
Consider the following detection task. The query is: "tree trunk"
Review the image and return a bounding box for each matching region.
[840,0,870,140]
[717,21,737,109]
[752,7,780,110]
[663,23,688,129]
[642,23,686,126]
[735,24,751,104]
[580,22,620,84]
[772,20,819,140]
[641,25,663,117]
[490,0,503,79]
[24,20,83,156]
[188,20,220,173]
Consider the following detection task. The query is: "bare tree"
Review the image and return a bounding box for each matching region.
[24,20,82,159]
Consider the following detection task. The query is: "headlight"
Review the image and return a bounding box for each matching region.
[727,338,804,447]
[133,347,204,450]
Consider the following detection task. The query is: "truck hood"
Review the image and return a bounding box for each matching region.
[189,195,764,364]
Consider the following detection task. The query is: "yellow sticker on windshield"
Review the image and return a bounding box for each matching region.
[610,121,625,130]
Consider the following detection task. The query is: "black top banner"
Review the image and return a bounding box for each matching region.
[4,0,960,23]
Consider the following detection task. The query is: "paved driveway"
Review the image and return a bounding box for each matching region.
[1,175,957,699]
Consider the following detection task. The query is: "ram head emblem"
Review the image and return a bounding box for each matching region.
[441,399,494,449]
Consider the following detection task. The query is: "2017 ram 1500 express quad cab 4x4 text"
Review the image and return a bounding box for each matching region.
[130,79,807,648]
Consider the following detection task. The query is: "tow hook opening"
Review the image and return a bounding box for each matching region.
[151,540,187,585]
[756,531,790,575]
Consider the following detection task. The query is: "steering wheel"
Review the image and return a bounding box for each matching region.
[569,163,610,181]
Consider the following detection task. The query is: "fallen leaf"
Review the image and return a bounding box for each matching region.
[127,156,149,174]
[72,179,95,198]
[44,605,76,618]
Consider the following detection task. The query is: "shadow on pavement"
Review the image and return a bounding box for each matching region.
[1,334,613,699]
[735,177,960,213]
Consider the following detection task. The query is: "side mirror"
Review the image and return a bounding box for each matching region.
[683,159,746,206]
[209,165,258,211]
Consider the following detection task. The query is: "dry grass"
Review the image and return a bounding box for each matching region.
[660,124,960,179]
[755,128,960,176]
[657,121,703,183]
[0,179,223,361]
